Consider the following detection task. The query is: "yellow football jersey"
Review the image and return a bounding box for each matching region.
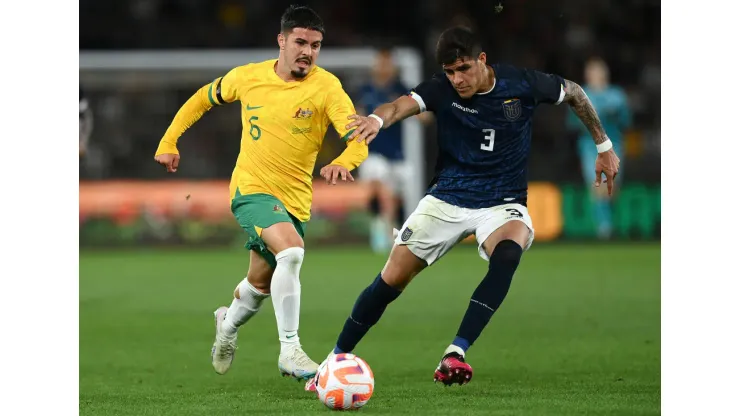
[156,59,368,222]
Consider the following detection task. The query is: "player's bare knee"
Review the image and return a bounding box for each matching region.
[269,237,305,254]
[484,221,530,256]
[262,222,305,253]
[246,277,271,294]
[381,245,426,290]
[243,250,274,294]
[246,269,273,294]
[235,275,271,302]
[380,267,414,290]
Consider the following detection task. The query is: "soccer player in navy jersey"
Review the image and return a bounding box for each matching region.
[306,26,620,389]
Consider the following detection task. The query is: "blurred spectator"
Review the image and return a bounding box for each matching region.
[566,57,632,239]
[80,87,94,157]
[354,49,419,253]
[79,0,659,185]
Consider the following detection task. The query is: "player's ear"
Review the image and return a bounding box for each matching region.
[278,33,286,50]
[478,52,487,65]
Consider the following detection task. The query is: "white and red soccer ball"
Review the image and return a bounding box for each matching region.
[314,353,375,410]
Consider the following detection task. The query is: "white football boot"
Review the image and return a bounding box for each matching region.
[211,306,238,375]
[304,352,335,392]
[278,345,319,381]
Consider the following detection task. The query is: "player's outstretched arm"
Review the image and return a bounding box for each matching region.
[347,95,421,144]
[563,79,621,195]
[154,83,219,172]
[562,80,608,145]
[322,80,370,185]
[155,67,244,173]
[322,139,369,185]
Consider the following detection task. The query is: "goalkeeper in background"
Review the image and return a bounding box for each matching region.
[153,5,368,380]
[566,57,632,239]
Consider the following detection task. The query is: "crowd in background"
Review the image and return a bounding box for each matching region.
[80,0,660,184]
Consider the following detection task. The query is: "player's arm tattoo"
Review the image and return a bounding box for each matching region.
[563,79,608,145]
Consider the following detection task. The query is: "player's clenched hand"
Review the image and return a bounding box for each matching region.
[346,114,381,145]
[594,149,620,196]
[155,153,180,173]
[320,164,354,185]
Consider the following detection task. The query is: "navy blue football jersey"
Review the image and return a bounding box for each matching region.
[410,64,565,209]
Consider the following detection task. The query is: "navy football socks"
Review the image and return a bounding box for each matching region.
[334,273,402,354]
[453,240,523,352]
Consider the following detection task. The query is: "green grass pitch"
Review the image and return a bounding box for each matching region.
[80,243,660,415]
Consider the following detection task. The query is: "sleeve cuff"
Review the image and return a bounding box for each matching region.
[554,84,566,105]
[409,91,427,113]
[155,140,179,156]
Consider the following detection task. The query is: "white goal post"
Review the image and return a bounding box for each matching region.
[79,48,425,219]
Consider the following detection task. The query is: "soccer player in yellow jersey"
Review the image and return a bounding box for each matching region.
[153,5,368,380]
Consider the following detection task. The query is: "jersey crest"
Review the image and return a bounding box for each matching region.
[401,227,414,242]
[502,99,522,121]
[293,107,314,120]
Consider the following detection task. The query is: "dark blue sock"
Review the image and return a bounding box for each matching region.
[454,240,523,352]
[334,273,402,354]
[452,336,471,352]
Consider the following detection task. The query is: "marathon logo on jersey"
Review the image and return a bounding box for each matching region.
[273,205,284,213]
[293,107,314,120]
[452,102,479,114]
[401,227,414,242]
[502,99,522,121]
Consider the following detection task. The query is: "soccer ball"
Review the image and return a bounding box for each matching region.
[314,353,375,410]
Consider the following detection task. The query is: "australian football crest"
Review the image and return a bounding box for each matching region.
[502,99,521,121]
[293,107,314,120]
[401,227,413,242]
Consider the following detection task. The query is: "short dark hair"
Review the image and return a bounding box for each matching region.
[435,26,482,66]
[280,5,325,36]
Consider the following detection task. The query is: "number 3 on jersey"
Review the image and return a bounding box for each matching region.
[249,116,261,140]
[481,129,495,151]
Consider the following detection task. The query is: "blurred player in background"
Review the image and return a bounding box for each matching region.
[154,5,367,380]
[79,87,93,157]
[306,26,619,390]
[356,49,413,253]
[567,58,631,239]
